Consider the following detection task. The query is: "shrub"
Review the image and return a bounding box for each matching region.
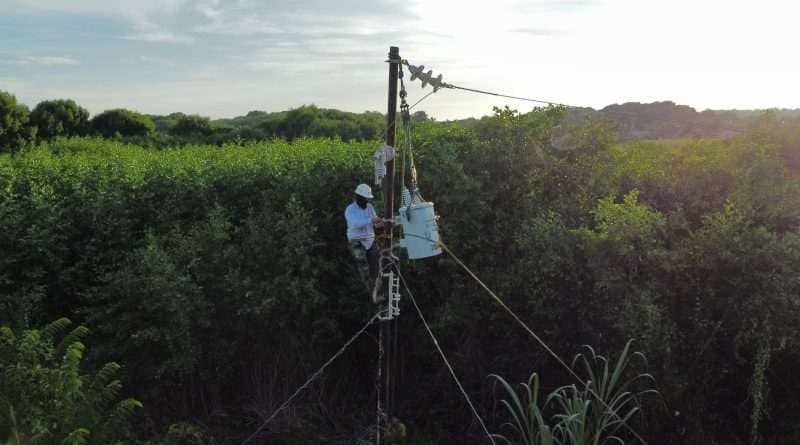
[0,318,141,444]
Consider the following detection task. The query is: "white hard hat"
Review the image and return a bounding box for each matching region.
[355,183,374,199]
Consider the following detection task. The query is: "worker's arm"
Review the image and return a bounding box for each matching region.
[345,206,380,229]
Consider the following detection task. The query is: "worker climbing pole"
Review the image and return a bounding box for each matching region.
[373,46,444,443]
[246,48,655,445]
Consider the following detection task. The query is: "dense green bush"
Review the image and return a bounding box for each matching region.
[29,99,90,141]
[0,318,140,444]
[0,109,798,443]
[0,91,36,152]
[169,114,213,137]
[91,109,155,137]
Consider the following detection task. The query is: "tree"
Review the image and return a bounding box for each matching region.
[29,99,90,140]
[0,318,141,444]
[169,114,213,137]
[151,112,185,133]
[91,108,155,138]
[0,91,36,152]
[277,105,320,139]
[411,110,430,124]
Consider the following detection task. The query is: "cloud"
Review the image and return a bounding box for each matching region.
[121,31,194,44]
[9,56,80,65]
[509,26,563,36]
[189,0,439,77]
[512,0,598,13]
[190,0,422,42]
[10,0,193,44]
[138,55,176,66]
[9,0,188,21]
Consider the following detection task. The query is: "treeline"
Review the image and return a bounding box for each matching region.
[5,88,800,154]
[1,91,153,150]
[0,90,402,152]
[2,105,800,444]
[569,101,799,141]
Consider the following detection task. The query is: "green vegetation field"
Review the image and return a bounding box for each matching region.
[2,107,800,444]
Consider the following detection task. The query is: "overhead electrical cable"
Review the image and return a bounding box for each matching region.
[399,233,649,445]
[241,312,382,445]
[395,268,498,445]
[444,83,572,108]
[441,81,646,119]
[400,59,753,129]
[436,239,649,445]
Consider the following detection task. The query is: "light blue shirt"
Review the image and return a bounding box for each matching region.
[345,202,377,249]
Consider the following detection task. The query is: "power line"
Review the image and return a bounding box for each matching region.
[241,312,382,445]
[444,83,572,108]
[377,86,438,144]
[399,233,648,445]
[400,59,761,131]
[409,89,437,111]
[435,239,649,445]
[395,267,498,445]
[442,81,646,119]
[410,76,753,137]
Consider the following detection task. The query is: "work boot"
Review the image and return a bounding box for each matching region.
[372,277,385,304]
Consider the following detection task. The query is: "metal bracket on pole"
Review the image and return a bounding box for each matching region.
[380,46,400,321]
[377,269,401,322]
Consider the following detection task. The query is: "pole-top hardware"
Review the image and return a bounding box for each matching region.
[406,63,444,92]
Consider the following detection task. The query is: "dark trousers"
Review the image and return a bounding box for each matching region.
[348,240,380,293]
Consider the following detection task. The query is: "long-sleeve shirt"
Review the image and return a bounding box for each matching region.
[345,202,377,249]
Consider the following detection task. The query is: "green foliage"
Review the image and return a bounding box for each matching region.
[169,114,213,137]
[29,99,90,141]
[584,101,747,142]
[749,338,770,445]
[557,341,656,444]
[0,104,799,443]
[492,341,655,445]
[211,105,384,142]
[162,422,215,445]
[91,108,155,137]
[602,138,746,224]
[490,372,555,445]
[151,112,186,133]
[576,191,672,353]
[0,136,377,441]
[0,91,36,152]
[140,106,386,147]
[0,319,141,444]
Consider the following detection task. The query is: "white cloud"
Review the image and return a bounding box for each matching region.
[10,0,193,43]
[138,55,175,66]
[9,56,79,66]
[121,31,194,44]
[5,0,800,119]
[9,0,188,20]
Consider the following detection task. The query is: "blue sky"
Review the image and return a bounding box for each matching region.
[1,0,799,119]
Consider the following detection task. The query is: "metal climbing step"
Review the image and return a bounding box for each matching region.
[378,270,402,321]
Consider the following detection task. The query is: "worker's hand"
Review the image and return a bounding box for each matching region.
[373,216,383,225]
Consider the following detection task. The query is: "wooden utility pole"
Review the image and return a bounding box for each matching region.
[383,46,399,244]
[382,45,400,426]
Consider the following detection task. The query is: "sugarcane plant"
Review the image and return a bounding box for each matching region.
[491,340,657,445]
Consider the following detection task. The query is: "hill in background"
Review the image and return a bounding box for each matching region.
[564,101,800,141]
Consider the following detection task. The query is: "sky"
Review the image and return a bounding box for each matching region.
[1,0,799,120]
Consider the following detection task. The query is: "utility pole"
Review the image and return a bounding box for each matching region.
[382,45,400,430]
[384,46,399,242]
